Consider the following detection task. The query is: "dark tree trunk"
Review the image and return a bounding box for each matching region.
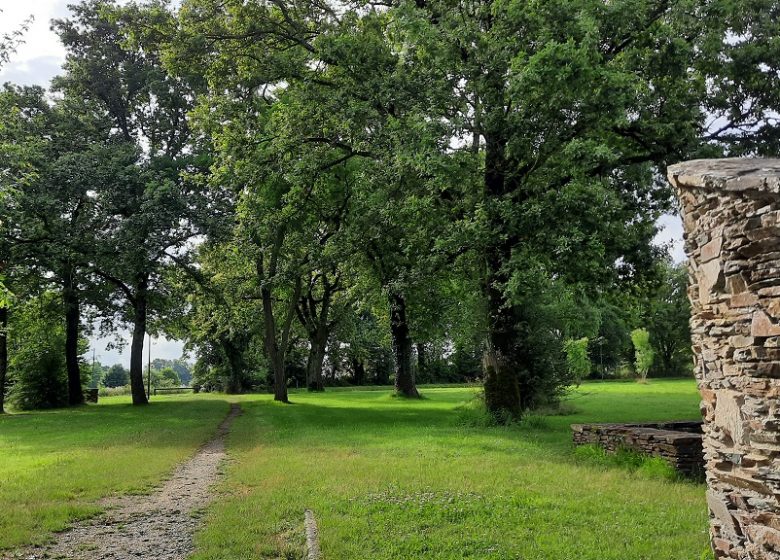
[63,270,84,406]
[296,274,336,393]
[0,306,7,414]
[129,279,149,405]
[306,330,327,392]
[221,337,245,394]
[389,292,419,398]
[481,131,522,419]
[351,356,366,385]
[262,285,289,403]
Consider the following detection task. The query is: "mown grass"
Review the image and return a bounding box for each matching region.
[193,379,712,560]
[0,381,710,558]
[0,394,230,549]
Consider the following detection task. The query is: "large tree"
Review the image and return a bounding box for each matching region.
[53,0,214,405]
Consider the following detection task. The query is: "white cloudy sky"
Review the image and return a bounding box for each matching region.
[0,0,686,365]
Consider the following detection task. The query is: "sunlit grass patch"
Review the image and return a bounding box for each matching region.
[193,381,711,560]
[0,395,229,550]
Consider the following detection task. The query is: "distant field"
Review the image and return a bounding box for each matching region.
[0,380,710,559]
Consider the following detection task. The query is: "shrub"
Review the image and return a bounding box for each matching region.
[631,328,654,382]
[103,364,129,388]
[563,337,591,385]
[7,293,83,410]
[98,385,132,397]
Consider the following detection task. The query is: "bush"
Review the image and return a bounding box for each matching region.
[103,364,129,388]
[98,385,132,397]
[563,337,591,385]
[7,293,83,410]
[631,328,654,382]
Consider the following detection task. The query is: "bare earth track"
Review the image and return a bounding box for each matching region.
[3,402,241,560]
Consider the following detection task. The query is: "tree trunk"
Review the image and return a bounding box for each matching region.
[481,131,522,419]
[63,270,84,406]
[262,285,289,403]
[221,337,244,394]
[351,356,366,385]
[306,330,327,392]
[0,306,7,414]
[129,280,149,405]
[389,292,419,398]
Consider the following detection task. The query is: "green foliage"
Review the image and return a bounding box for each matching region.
[154,367,181,388]
[631,328,655,381]
[563,337,591,383]
[574,445,679,482]
[645,262,693,376]
[103,364,129,388]
[7,294,84,410]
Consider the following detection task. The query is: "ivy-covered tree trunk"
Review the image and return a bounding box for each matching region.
[129,278,149,405]
[63,268,84,406]
[0,306,7,414]
[389,292,419,398]
[481,130,522,419]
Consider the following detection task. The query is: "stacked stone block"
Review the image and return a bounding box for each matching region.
[571,421,704,478]
[668,159,780,559]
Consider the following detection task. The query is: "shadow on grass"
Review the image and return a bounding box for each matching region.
[230,387,705,485]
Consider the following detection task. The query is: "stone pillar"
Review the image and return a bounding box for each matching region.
[668,159,780,560]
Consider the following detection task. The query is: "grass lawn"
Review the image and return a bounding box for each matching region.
[193,379,711,560]
[0,394,230,549]
[0,380,711,559]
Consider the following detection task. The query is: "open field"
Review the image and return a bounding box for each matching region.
[0,380,711,559]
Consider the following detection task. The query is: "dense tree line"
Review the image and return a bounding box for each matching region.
[0,0,778,417]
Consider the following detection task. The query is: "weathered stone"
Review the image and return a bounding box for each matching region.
[570,421,704,478]
[728,274,749,295]
[702,234,724,263]
[700,259,726,305]
[707,490,741,539]
[730,335,754,348]
[752,310,780,337]
[732,292,759,307]
[714,390,747,446]
[668,158,780,560]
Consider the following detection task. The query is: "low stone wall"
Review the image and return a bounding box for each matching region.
[572,421,704,478]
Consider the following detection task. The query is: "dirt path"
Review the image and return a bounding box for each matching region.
[4,402,241,560]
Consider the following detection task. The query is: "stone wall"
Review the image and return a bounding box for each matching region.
[571,421,704,478]
[668,159,780,560]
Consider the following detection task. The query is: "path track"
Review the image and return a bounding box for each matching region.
[4,402,241,560]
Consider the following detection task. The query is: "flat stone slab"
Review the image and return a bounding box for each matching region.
[668,158,780,193]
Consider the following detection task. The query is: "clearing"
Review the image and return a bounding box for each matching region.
[0,380,711,559]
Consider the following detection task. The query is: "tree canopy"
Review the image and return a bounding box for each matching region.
[0,0,777,416]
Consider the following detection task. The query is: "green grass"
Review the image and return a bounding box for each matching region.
[0,394,230,549]
[0,380,711,559]
[193,379,711,560]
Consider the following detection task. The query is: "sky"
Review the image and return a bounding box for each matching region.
[0,0,687,366]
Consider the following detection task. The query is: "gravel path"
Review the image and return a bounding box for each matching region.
[4,402,241,560]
